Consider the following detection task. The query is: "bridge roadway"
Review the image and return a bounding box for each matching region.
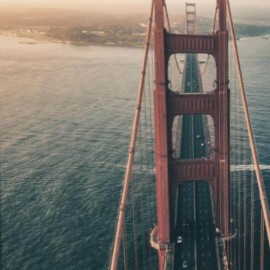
[173,54,219,270]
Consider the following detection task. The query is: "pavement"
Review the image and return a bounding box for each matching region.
[173,54,219,270]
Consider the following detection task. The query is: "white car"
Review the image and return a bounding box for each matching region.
[182,260,188,268]
[177,236,182,243]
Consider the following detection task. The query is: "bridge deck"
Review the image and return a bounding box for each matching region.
[173,54,220,270]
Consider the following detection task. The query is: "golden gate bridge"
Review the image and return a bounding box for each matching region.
[107,1,270,269]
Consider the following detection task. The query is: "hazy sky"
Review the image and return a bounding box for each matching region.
[2,0,270,8]
[2,0,270,7]
[1,0,270,17]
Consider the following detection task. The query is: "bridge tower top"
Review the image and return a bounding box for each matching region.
[185,2,196,34]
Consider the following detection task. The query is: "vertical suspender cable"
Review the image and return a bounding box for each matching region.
[243,127,247,270]
[260,211,265,270]
[109,1,155,269]
[236,58,241,270]
[250,171,255,270]
[229,39,235,267]
[226,0,270,246]
[237,110,241,270]
[147,51,155,269]
[122,221,128,270]
[131,179,139,270]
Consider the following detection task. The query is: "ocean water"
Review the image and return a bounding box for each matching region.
[238,35,270,200]
[1,35,270,269]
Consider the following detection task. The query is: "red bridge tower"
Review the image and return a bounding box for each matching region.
[153,0,229,268]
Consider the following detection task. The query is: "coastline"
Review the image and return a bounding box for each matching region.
[0,29,269,49]
[0,25,147,48]
[0,31,144,48]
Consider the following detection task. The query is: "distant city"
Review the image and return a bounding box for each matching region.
[0,7,269,47]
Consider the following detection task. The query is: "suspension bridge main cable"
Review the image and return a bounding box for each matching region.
[227,0,270,246]
[109,1,155,269]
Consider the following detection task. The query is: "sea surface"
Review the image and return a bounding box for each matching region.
[1,35,270,269]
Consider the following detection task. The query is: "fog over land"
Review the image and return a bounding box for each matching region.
[0,1,269,47]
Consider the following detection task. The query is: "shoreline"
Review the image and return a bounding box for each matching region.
[0,31,269,49]
[0,31,145,48]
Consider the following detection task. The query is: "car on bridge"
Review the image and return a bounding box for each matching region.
[177,236,183,243]
[182,260,189,268]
